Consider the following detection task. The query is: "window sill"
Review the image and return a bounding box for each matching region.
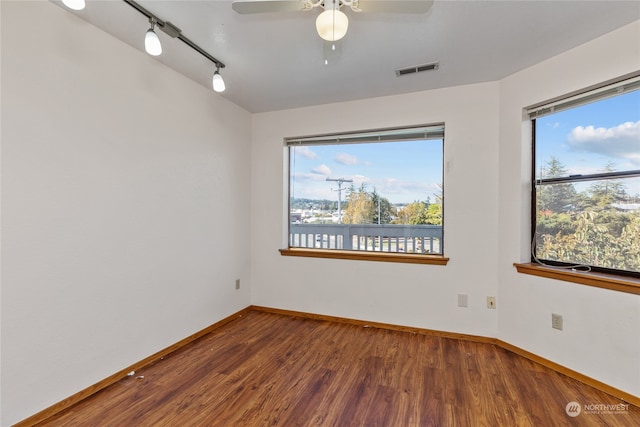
[514,263,640,295]
[280,248,449,265]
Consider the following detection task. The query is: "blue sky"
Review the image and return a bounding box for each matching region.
[290,139,443,204]
[291,89,639,205]
[535,89,640,178]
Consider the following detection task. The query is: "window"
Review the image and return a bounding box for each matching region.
[530,74,640,278]
[286,124,445,259]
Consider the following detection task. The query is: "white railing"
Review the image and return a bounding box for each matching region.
[290,223,442,254]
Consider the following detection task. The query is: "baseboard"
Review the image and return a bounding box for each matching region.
[14,307,252,427]
[495,339,640,408]
[249,305,496,344]
[16,304,638,425]
[250,305,640,408]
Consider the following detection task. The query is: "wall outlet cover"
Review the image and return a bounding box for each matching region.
[552,313,563,330]
[487,296,496,309]
[458,293,468,308]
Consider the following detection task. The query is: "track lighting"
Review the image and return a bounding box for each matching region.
[61,0,85,11]
[144,19,162,56]
[61,1,227,93]
[212,67,226,93]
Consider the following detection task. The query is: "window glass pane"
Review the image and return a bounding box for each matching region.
[535,90,640,180]
[289,137,444,254]
[535,177,640,273]
[533,84,640,276]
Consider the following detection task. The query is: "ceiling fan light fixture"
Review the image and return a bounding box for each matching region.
[316,9,349,42]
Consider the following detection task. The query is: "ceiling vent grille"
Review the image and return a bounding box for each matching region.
[395,62,439,77]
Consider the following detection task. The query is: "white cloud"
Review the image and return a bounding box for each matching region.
[373,177,437,202]
[293,146,317,160]
[335,152,360,165]
[567,121,640,166]
[350,175,370,187]
[293,171,330,182]
[291,172,314,181]
[311,164,331,175]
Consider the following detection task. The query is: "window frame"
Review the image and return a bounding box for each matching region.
[283,124,448,265]
[528,72,640,279]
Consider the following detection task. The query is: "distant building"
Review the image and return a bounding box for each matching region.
[612,203,640,211]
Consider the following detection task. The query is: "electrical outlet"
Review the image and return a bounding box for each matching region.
[552,313,563,330]
[235,279,240,290]
[487,296,496,309]
[458,293,468,308]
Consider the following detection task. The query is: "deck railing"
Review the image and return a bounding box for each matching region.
[289,223,442,254]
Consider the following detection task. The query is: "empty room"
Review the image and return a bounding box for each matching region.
[1,1,639,426]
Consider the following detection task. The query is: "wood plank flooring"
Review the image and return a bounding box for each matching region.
[37,311,639,426]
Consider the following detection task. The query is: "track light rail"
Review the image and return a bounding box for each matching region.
[122,0,225,69]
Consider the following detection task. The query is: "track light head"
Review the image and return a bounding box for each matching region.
[61,0,86,10]
[212,67,226,93]
[145,29,162,56]
[144,20,162,56]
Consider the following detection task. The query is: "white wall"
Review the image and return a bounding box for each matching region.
[497,21,640,396]
[252,20,640,399]
[1,1,638,424]
[251,82,501,336]
[0,2,252,425]
[0,2,3,422]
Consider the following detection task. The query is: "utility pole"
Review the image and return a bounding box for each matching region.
[373,186,381,224]
[326,177,353,223]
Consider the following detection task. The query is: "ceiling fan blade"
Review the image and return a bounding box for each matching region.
[232,0,308,14]
[356,0,434,14]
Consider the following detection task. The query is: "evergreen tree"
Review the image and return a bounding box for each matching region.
[371,189,394,224]
[584,162,628,208]
[537,157,577,213]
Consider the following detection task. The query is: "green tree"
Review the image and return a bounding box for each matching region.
[579,162,630,235]
[537,211,640,272]
[371,189,394,224]
[394,201,429,225]
[427,184,443,226]
[582,162,628,209]
[343,184,374,224]
[394,185,443,225]
[536,157,578,238]
[537,157,577,213]
[425,203,442,225]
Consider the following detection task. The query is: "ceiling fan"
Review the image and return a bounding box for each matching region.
[231,0,434,42]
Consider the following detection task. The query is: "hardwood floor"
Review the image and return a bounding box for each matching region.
[37,310,639,426]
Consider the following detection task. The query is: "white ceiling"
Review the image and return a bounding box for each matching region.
[55,0,640,113]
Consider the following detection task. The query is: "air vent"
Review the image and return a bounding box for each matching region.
[395,62,439,77]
